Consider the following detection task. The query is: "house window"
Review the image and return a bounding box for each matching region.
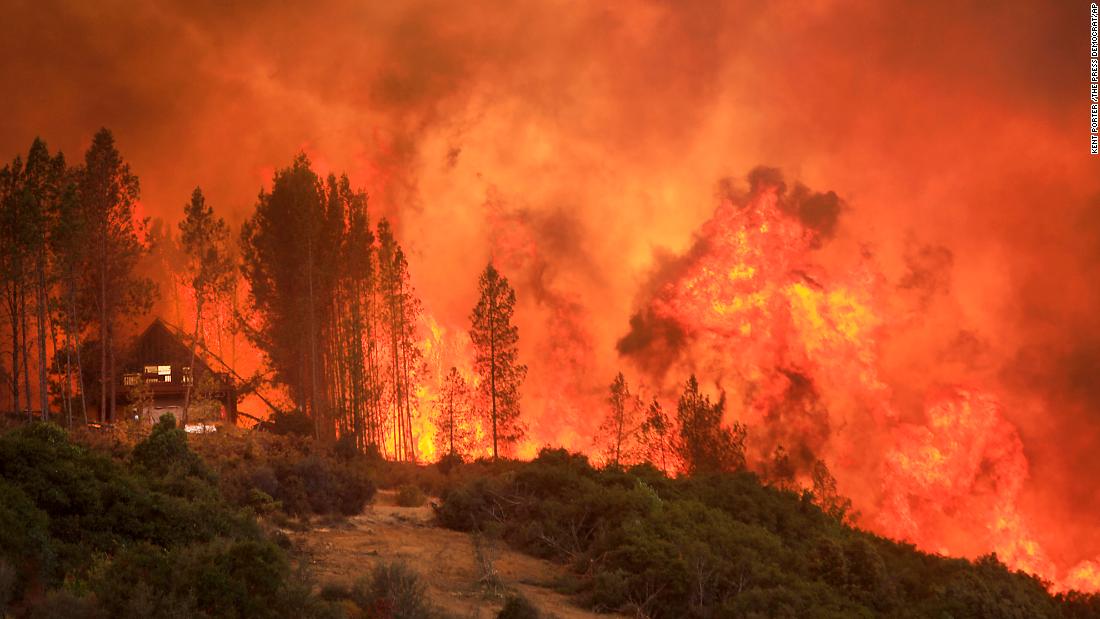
[182,367,193,384]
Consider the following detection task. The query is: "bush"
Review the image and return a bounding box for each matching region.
[266,410,315,437]
[351,561,436,619]
[192,431,377,518]
[27,588,103,619]
[437,448,1091,619]
[0,422,341,617]
[497,593,540,619]
[131,413,209,480]
[396,483,427,507]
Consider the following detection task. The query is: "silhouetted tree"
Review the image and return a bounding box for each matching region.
[469,263,526,460]
[596,372,643,467]
[675,375,746,475]
[766,444,796,490]
[178,187,234,423]
[78,128,155,423]
[434,366,472,459]
[377,218,422,461]
[811,459,854,522]
[638,397,676,474]
[240,155,334,431]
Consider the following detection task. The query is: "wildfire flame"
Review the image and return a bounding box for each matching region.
[615,174,1100,592]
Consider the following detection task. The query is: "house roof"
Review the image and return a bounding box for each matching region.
[124,318,221,382]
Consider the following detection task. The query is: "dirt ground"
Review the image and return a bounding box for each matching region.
[289,490,625,618]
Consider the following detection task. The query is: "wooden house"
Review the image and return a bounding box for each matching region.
[117,318,237,425]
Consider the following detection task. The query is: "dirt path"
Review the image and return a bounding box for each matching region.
[290,490,623,618]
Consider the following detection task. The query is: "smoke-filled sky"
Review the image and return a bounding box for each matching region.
[2,0,1097,582]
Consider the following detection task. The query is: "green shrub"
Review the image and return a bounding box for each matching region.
[497,593,540,619]
[437,448,1092,619]
[192,431,377,518]
[27,588,103,619]
[351,561,436,619]
[0,422,341,617]
[266,410,315,437]
[396,483,427,507]
[131,413,209,480]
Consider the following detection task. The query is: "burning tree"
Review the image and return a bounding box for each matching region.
[469,263,526,461]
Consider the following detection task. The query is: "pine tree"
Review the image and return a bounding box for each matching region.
[377,219,422,461]
[21,139,66,421]
[50,158,88,426]
[469,263,526,461]
[240,155,333,430]
[811,459,854,522]
[178,187,234,424]
[434,366,473,459]
[341,180,380,451]
[596,372,643,467]
[675,375,746,475]
[638,397,676,474]
[77,128,155,423]
[0,150,33,416]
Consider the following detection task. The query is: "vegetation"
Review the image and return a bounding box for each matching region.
[239,157,428,459]
[189,426,377,519]
[433,367,474,460]
[0,417,342,617]
[177,187,234,424]
[438,447,1100,618]
[469,263,527,460]
[395,484,427,508]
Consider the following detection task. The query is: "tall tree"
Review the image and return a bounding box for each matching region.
[78,128,155,423]
[376,218,422,461]
[0,151,32,416]
[596,372,643,467]
[178,187,234,423]
[341,180,380,451]
[2,138,75,421]
[21,139,65,421]
[469,263,526,461]
[51,159,88,425]
[240,155,340,434]
[675,375,746,475]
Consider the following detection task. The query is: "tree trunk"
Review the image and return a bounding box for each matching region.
[21,290,32,419]
[69,276,88,425]
[306,236,321,440]
[183,299,202,425]
[489,288,497,462]
[36,255,49,420]
[99,254,108,423]
[108,315,116,425]
[7,287,20,417]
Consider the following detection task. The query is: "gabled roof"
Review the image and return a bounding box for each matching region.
[124,318,219,380]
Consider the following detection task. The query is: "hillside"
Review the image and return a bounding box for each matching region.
[0,420,1097,618]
